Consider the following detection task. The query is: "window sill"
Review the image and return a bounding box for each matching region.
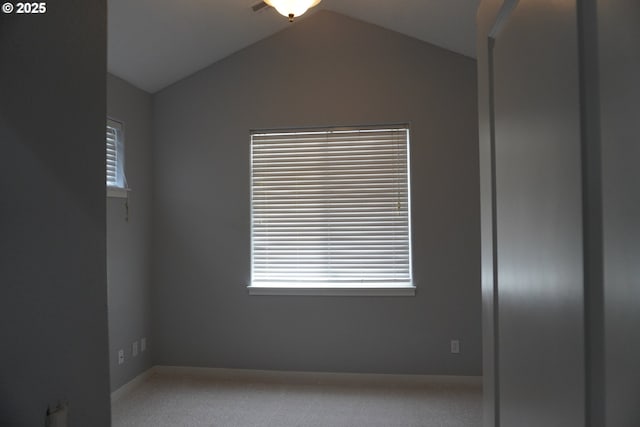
[247,286,416,297]
[107,187,130,198]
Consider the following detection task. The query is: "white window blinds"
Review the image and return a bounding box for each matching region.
[106,119,126,189]
[250,126,412,288]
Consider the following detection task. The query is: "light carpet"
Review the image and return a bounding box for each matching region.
[112,369,482,427]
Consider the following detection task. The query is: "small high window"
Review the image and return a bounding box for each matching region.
[249,125,413,296]
[106,119,128,197]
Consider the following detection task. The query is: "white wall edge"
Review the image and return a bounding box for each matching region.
[152,365,482,388]
[111,368,154,404]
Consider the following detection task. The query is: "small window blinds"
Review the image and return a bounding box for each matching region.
[250,126,412,288]
[106,119,126,189]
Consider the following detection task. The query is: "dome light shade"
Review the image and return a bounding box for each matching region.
[264,0,322,22]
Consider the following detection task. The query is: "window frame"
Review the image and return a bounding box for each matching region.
[248,124,415,297]
[106,118,129,198]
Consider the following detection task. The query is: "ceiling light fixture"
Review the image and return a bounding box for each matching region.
[264,0,322,22]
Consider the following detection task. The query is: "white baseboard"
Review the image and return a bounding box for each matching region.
[111,368,155,403]
[152,365,482,388]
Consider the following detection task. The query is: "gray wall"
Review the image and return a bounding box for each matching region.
[493,1,586,424]
[152,11,481,375]
[478,1,586,425]
[0,1,111,426]
[107,74,154,391]
[599,0,640,424]
[478,0,640,425]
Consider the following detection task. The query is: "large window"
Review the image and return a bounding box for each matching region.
[106,118,128,197]
[250,126,413,295]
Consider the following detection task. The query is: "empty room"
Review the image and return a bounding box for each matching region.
[1,0,638,426]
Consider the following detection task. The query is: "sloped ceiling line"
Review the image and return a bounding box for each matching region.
[108,0,480,93]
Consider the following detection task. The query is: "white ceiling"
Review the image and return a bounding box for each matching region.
[108,0,480,93]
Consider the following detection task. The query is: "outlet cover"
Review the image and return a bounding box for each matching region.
[118,349,124,365]
[132,341,138,357]
[451,340,460,354]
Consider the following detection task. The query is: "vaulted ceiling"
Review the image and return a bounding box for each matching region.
[108,0,480,93]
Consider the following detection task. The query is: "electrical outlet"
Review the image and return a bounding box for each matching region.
[118,349,125,365]
[141,337,146,352]
[451,340,460,354]
[132,341,138,357]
